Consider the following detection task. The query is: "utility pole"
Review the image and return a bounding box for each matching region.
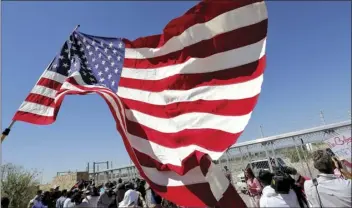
[260,125,265,138]
[92,161,109,182]
[348,110,351,119]
[93,161,109,171]
[320,110,326,125]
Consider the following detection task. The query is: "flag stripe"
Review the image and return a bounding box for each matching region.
[121,94,260,118]
[18,101,54,116]
[126,109,252,134]
[126,120,242,151]
[37,77,63,90]
[123,19,267,69]
[25,94,55,107]
[13,111,55,125]
[121,38,266,81]
[41,70,67,84]
[120,55,265,92]
[30,85,58,99]
[118,74,263,105]
[124,1,266,56]
[127,132,224,166]
[134,148,213,175]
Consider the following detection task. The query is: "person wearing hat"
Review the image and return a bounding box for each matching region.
[304,149,351,207]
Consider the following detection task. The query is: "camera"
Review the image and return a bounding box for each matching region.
[271,171,291,194]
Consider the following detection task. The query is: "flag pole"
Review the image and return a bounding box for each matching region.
[72,24,80,33]
[1,25,80,144]
[1,120,15,143]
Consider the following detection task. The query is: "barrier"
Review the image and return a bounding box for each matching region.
[90,120,351,186]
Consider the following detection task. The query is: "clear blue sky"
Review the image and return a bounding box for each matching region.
[2,2,351,183]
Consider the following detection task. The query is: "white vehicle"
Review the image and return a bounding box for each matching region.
[235,157,287,194]
[236,172,248,194]
[245,157,287,177]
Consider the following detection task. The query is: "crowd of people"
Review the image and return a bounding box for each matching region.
[1,148,351,208]
[242,149,351,207]
[23,178,178,208]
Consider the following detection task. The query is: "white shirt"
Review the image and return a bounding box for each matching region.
[65,202,76,208]
[97,192,115,208]
[76,201,90,207]
[63,198,73,208]
[304,174,351,208]
[118,189,140,207]
[260,185,300,208]
[82,196,99,208]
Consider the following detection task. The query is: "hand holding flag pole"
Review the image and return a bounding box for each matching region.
[1,121,15,143]
[1,25,80,143]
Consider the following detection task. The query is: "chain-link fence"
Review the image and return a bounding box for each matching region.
[91,165,140,185]
[216,120,351,193]
[90,121,351,188]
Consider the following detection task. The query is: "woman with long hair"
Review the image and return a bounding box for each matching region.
[244,167,262,208]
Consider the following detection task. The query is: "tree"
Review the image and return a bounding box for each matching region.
[1,163,40,208]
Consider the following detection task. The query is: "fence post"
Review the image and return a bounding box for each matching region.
[245,146,252,170]
[299,138,313,178]
[128,167,132,180]
[239,147,244,165]
[263,142,273,172]
[225,150,231,170]
[292,137,307,176]
[270,141,279,167]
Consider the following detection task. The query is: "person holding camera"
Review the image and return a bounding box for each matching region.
[258,170,300,207]
[332,156,352,179]
[304,150,351,208]
[278,167,309,208]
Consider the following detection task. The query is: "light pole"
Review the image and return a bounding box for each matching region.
[320,110,326,125]
[260,125,265,138]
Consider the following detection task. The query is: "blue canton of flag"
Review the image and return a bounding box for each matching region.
[48,31,125,93]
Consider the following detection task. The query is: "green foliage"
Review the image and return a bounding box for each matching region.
[284,148,312,163]
[1,163,40,208]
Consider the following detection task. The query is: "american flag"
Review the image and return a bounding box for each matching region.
[13,0,268,206]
